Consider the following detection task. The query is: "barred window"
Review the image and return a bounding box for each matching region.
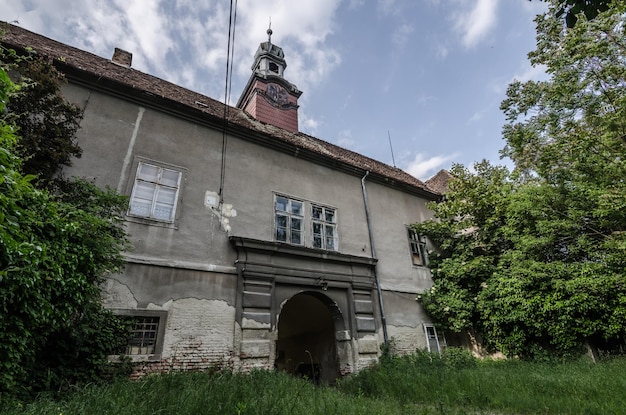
[125,316,160,355]
[111,310,166,360]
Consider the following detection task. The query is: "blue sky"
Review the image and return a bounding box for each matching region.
[2,0,548,180]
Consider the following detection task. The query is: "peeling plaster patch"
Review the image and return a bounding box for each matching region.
[242,317,271,330]
[336,330,351,341]
[205,191,237,233]
[101,277,138,308]
[358,357,379,371]
[357,335,380,355]
[146,302,168,311]
[204,191,218,208]
[387,325,426,354]
[240,340,271,358]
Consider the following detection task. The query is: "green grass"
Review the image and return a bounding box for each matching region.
[338,351,626,414]
[3,352,626,415]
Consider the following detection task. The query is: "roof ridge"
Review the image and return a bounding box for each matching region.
[1,22,440,199]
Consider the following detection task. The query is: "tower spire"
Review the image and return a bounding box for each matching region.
[267,18,273,43]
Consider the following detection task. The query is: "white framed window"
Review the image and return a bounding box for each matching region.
[275,195,304,245]
[129,162,182,222]
[408,228,428,266]
[274,195,338,251]
[311,205,337,251]
[424,324,446,355]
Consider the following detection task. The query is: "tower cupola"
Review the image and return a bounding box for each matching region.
[252,27,287,77]
[236,27,302,133]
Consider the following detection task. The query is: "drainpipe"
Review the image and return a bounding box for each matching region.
[361,171,389,347]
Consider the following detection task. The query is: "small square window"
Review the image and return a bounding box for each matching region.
[112,310,167,360]
[129,162,182,223]
[126,316,159,355]
[408,228,428,266]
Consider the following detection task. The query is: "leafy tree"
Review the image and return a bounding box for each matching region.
[0,51,131,397]
[416,162,513,335]
[416,0,626,358]
[554,0,610,27]
[4,48,82,186]
[532,1,611,27]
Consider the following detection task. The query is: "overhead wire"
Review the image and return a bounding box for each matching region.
[219,0,238,208]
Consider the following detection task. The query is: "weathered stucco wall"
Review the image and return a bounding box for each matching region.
[61,78,438,377]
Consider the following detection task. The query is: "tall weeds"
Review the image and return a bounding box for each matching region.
[3,352,625,415]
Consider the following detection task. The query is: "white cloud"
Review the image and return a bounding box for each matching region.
[336,130,355,149]
[403,152,458,180]
[348,0,365,10]
[300,112,320,135]
[489,60,548,95]
[468,110,485,123]
[392,23,414,49]
[435,43,449,59]
[235,0,343,97]
[512,62,548,83]
[453,0,499,48]
[416,94,435,106]
[377,0,399,16]
[2,0,344,103]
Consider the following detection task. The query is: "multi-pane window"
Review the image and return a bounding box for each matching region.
[274,195,338,251]
[125,316,160,355]
[312,205,337,251]
[129,162,182,222]
[275,196,304,245]
[408,228,427,266]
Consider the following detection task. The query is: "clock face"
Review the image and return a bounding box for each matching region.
[266,83,289,105]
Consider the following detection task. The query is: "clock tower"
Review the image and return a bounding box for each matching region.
[236,27,302,133]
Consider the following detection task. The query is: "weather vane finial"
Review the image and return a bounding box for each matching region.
[267,17,273,43]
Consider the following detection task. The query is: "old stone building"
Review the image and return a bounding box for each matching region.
[3,23,443,383]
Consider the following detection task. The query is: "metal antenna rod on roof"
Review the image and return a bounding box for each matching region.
[388,130,397,168]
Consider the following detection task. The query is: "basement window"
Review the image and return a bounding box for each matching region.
[129,161,182,223]
[408,228,428,266]
[112,310,167,360]
[126,316,159,355]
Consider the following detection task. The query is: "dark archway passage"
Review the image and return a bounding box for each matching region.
[275,292,340,384]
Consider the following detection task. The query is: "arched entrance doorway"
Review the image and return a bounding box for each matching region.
[275,292,341,384]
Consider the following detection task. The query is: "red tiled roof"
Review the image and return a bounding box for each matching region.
[425,169,453,194]
[1,22,440,199]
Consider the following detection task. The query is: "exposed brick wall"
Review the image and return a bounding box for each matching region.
[126,298,239,378]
